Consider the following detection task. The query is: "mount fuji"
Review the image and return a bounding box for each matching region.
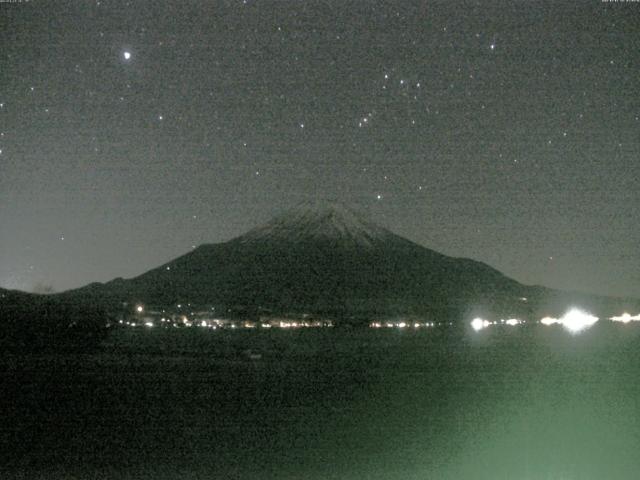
[55,201,638,321]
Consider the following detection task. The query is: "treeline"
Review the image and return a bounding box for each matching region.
[0,291,113,353]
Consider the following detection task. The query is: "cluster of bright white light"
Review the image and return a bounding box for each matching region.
[122,314,335,330]
[276,321,332,328]
[470,309,602,333]
[369,321,437,329]
[610,313,640,323]
[540,316,561,326]
[543,308,599,333]
[561,309,599,332]
[471,317,492,331]
[471,317,526,330]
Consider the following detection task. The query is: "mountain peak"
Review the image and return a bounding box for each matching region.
[232,201,396,247]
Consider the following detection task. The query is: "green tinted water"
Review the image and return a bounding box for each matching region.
[2,324,639,479]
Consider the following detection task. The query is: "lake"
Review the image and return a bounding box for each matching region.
[2,322,640,479]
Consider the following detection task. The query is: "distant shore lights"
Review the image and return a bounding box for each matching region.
[471,317,491,331]
[610,313,640,323]
[559,308,599,333]
[540,316,561,326]
[539,308,599,333]
[470,308,601,333]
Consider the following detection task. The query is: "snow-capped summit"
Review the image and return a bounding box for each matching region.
[234,201,397,247]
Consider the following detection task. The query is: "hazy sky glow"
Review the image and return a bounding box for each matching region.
[1,1,638,296]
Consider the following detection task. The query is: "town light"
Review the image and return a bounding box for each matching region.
[471,317,491,331]
[610,313,640,323]
[540,316,560,326]
[561,308,598,333]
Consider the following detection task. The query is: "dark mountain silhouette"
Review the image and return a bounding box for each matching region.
[55,202,639,321]
[0,287,112,352]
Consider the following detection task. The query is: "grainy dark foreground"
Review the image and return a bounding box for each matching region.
[2,325,640,479]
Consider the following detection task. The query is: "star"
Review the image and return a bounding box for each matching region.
[1,0,636,301]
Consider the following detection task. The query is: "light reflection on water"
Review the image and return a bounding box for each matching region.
[4,323,640,479]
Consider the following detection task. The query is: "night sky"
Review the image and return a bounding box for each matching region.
[1,0,638,297]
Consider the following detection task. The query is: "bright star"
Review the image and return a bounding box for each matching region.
[123,51,132,60]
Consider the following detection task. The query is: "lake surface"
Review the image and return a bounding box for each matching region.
[2,323,640,479]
